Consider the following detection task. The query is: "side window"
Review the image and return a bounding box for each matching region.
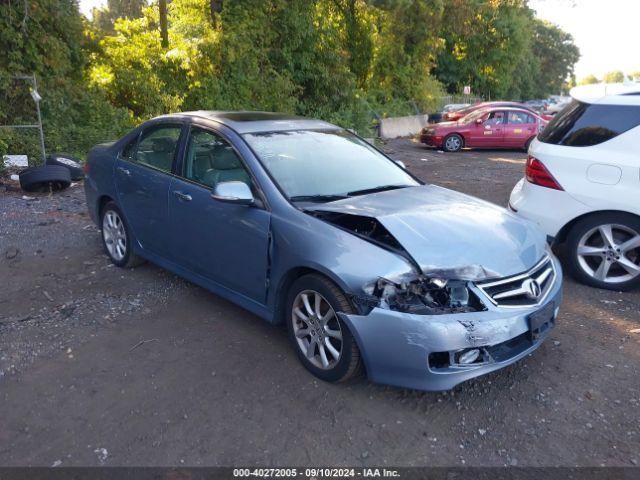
[539,100,640,147]
[135,126,182,173]
[183,128,251,189]
[507,111,530,124]
[485,111,505,125]
[121,135,138,161]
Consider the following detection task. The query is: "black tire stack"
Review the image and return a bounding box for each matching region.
[19,165,71,192]
[17,153,83,192]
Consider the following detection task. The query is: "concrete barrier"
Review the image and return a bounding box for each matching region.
[379,114,429,139]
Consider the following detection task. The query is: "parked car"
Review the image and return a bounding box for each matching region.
[443,103,471,113]
[524,99,549,112]
[509,83,640,290]
[543,96,571,115]
[442,101,552,122]
[85,111,562,391]
[420,106,548,152]
[427,103,470,124]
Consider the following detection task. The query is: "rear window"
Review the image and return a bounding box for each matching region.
[538,100,640,146]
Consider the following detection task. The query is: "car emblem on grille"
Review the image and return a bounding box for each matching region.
[522,278,542,299]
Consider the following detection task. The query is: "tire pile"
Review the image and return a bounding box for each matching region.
[18,154,84,192]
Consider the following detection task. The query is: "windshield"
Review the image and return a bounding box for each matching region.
[244,129,419,201]
[460,109,489,124]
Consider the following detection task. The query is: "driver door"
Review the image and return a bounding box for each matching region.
[468,111,506,147]
[168,125,271,304]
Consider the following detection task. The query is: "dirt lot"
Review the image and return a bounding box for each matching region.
[1,139,639,467]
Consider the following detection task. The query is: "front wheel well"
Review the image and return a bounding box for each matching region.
[444,132,465,146]
[273,267,352,325]
[554,210,640,246]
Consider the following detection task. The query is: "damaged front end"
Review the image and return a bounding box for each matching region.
[306,209,487,317]
[353,275,487,316]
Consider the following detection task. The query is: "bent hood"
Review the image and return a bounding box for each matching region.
[308,185,546,281]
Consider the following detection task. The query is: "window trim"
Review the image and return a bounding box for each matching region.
[505,110,534,125]
[484,110,507,126]
[176,123,269,210]
[118,122,186,175]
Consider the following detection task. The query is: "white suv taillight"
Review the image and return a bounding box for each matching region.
[525,156,563,190]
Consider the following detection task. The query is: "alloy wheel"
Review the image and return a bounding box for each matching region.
[445,135,461,151]
[576,223,640,284]
[102,210,127,262]
[291,290,343,370]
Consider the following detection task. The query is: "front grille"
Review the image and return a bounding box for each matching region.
[476,256,556,308]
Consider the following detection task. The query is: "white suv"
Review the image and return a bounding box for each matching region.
[509,82,640,290]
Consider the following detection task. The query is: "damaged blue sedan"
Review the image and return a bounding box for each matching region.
[85,111,562,391]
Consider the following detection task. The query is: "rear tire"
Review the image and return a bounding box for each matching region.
[443,134,463,152]
[286,274,363,383]
[565,212,640,291]
[100,201,145,268]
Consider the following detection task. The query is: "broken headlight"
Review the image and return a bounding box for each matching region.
[355,276,486,315]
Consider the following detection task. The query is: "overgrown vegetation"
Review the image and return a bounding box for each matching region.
[1,0,580,162]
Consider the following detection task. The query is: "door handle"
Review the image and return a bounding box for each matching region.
[173,190,192,202]
[117,166,131,176]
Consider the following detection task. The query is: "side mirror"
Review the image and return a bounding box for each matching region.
[475,118,483,125]
[211,181,254,206]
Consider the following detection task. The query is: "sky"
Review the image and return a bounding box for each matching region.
[529,0,639,80]
[79,0,104,17]
[79,0,639,81]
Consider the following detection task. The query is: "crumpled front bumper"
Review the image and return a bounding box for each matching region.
[340,263,563,392]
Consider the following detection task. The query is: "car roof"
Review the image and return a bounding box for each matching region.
[570,82,640,106]
[473,106,539,116]
[154,111,340,134]
[477,101,524,107]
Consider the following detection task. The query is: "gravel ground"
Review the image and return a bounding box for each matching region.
[0,140,639,467]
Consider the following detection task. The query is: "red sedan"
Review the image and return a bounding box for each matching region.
[442,101,553,122]
[420,107,547,152]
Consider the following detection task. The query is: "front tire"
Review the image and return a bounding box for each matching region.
[443,134,463,152]
[565,213,640,290]
[286,274,363,382]
[100,201,145,268]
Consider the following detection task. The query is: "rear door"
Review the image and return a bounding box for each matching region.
[504,110,537,148]
[167,124,271,304]
[114,122,185,258]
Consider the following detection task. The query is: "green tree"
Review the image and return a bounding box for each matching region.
[630,71,640,81]
[530,19,579,96]
[89,0,444,133]
[433,0,533,99]
[603,70,625,83]
[0,0,131,161]
[578,74,599,85]
[367,0,444,113]
[92,0,147,33]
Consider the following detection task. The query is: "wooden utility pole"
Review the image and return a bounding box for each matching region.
[210,0,223,27]
[159,0,168,48]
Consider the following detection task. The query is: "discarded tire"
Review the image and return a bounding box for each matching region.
[46,153,84,180]
[19,165,71,192]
